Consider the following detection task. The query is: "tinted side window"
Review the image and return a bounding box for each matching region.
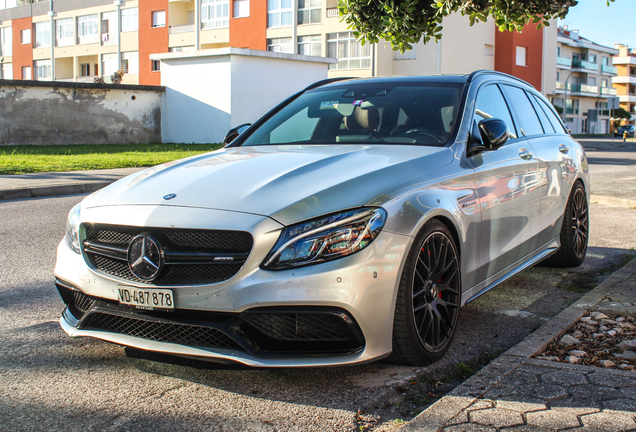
[474,84,518,139]
[528,92,555,133]
[502,85,544,136]
[533,94,568,134]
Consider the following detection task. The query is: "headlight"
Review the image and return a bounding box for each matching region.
[261,207,387,270]
[65,203,81,254]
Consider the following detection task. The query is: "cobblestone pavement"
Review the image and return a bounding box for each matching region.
[404,258,636,432]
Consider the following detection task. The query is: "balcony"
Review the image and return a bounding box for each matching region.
[555,82,599,95]
[579,84,599,94]
[557,56,572,68]
[573,59,598,73]
[601,87,617,96]
[169,24,195,34]
[326,7,339,18]
[601,64,618,75]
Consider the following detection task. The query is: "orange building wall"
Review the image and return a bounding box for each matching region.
[139,0,169,85]
[229,0,267,50]
[11,17,33,80]
[495,24,544,92]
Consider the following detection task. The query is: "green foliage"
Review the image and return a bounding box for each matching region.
[613,107,631,120]
[0,143,221,175]
[453,362,475,380]
[552,104,564,115]
[337,0,614,52]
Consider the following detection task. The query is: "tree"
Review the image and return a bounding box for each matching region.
[613,107,631,120]
[338,0,614,52]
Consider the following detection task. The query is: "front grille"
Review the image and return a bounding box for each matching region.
[82,312,243,351]
[83,224,253,286]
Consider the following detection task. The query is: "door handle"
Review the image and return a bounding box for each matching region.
[559,144,570,154]
[519,149,533,160]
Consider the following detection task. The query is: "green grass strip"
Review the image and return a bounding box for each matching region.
[0,143,222,175]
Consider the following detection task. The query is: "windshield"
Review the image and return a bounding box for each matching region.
[240,82,464,147]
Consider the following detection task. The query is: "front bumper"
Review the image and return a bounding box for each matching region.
[54,205,412,367]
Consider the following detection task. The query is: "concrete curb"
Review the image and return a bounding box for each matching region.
[0,181,113,201]
[591,194,636,209]
[402,257,636,431]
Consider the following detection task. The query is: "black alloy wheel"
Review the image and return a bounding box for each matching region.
[543,181,589,268]
[571,187,588,260]
[388,219,461,366]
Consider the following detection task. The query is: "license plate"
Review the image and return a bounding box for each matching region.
[118,286,174,311]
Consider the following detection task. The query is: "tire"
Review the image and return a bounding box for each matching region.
[543,181,589,268]
[387,219,462,366]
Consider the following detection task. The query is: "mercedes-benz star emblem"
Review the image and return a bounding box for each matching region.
[127,235,163,281]
[163,193,177,200]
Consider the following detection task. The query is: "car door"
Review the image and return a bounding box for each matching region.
[468,83,540,282]
[524,91,577,246]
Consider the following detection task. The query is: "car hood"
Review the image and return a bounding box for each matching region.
[84,144,453,225]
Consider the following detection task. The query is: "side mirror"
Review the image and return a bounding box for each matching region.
[223,123,251,146]
[467,118,509,157]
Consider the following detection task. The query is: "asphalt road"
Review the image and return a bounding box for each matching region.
[1,144,635,431]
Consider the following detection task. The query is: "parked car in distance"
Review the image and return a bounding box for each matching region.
[615,124,635,138]
[55,71,590,367]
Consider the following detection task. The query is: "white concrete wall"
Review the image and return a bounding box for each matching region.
[230,54,329,127]
[157,48,333,144]
[160,55,232,144]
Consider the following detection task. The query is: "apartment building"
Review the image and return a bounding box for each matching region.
[0,0,555,93]
[613,44,636,124]
[550,26,618,134]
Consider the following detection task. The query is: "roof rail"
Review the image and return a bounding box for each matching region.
[467,70,534,88]
[304,77,354,91]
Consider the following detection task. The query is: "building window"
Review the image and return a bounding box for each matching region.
[267,37,293,53]
[589,77,596,86]
[55,18,74,47]
[121,51,139,74]
[152,10,166,28]
[77,14,99,44]
[1,63,12,79]
[602,79,608,87]
[327,32,371,70]
[556,46,560,56]
[22,66,31,80]
[0,27,11,56]
[515,46,527,67]
[121,8,139,32]
[21,28,31,44]
[298,0,321,25]
[34,59,51,80]
[589,53,597,63]
[102,53,117,78]
[484,44,494,56]
[556,71,560,81]
[268,0,292,28]
[234,0,249,18]
[152,60,161,71]
[202,0,229,29]
[34,21,51,48]
[80,63,91,77]
[101,11,117,45]
[602,56,609,66]
[298,35,321,56]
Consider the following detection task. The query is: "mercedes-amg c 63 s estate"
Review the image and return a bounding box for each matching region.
[55,71,589,367]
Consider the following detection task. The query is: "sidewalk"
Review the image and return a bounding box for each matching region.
[404,257,636,432]
[0,167,144,200]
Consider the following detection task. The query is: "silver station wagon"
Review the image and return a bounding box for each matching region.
[55,71,589,367]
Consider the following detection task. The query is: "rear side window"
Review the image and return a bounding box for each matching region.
[502,85,544,136]
[473,84,518,139]
[528,93,555,133]
[532,94,568,134]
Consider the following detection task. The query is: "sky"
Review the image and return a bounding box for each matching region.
[558,0,636,49]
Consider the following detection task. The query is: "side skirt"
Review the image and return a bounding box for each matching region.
[461,238,560,306]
